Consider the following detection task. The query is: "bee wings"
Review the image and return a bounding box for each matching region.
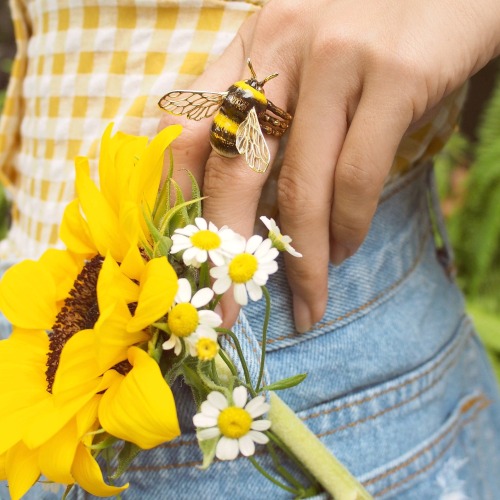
[158,90,228,121]
[236,107,270,173]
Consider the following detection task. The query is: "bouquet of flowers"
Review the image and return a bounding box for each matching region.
[0,124,371,500]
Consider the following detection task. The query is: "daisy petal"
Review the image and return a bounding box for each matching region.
[216,437,239,461]
[193,413,218,428]
[210,265,229,279]
[251,419,272,431]
[249,430,269,445]
[207,391,228,411]
[232,386,248,408]
[238,435,255,457]
[198,427,221,441]
[233,283,248,306]
[198,310,223,328]
[212,276,232,295]
[195,217,208,230]
[176,278,192,304]
[246,235,263,254]
[191,288,214,308]
[201,401,220,418]
[162,336,176,350]
[246,281,263,302]
[245,396,269,418]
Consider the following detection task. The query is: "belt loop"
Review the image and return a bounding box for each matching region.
[427,165,457,279]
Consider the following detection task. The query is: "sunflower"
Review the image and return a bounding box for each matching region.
[0,125,184,498]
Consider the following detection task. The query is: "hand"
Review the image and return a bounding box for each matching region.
[159,0,500,331]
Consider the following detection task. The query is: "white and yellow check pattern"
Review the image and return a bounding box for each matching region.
[0,0,465,261]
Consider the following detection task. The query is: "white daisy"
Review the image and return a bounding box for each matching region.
[210,235,279,306]
[187,328,220,361]
[260,216,302,257]
[162,278,222,355]
[171,217,245,268]
[193,386,271,460]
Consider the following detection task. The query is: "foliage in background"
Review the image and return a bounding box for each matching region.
[435,74,500,384]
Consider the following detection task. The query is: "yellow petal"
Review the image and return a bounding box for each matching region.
[0,451,6,480]
[75,157,130,262]
[98,347,180,449]
[97,253,139,313]
[0,330,52,454]
[60,198,98,257]
[0,260,58,329]
[120,244,146,282]
[38,416,78,484]
[131,125,182,210]
[39,249,85,302]
[94,300,149,372]
[5,442,40,500]
[127,257,178,332]
[71,443,128,497]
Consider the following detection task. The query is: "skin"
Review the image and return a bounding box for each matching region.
[159,0,500,332]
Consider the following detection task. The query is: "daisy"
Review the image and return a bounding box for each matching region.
[260,216,302,257]
[162,278,222,355]
[193,387,271,460]
[210,235,279,306]
[171,217,245,267]
[188,328,220,361]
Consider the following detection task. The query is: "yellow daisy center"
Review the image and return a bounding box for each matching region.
[196,338,219,361]
[190,230,221,250]
[218,407,252,439]
[228,254,258,284]
[168,303,199,337]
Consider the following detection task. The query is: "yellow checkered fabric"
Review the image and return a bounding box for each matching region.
[0,0,466,261]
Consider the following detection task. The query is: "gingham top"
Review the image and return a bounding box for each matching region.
[0,0,466,261]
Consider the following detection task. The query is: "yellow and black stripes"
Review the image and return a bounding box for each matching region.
[209,79,267,158]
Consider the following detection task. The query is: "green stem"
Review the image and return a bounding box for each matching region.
[217,328,256,396]
[210,294,222,311]
[248,456,298,495]
[267,443,304,490]
[266,431,319,488]
[256,286,271,392]
[217,349,238,377]
[196,361,229,396]
[199,262,209,289]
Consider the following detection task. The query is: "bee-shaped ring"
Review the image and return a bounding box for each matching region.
[158,59,292,173]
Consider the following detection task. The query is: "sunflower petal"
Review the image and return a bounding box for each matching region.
[5,442,40,500]
[0,260,58,329]
[127,257,178,333]
[59,198,97,257]
[98,347,180,449]
[71,443,128,497]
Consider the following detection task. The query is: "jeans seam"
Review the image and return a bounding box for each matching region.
[369,393,490,497]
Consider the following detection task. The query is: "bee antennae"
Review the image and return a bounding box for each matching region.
[259,72,279,87]
[247,58,257,79]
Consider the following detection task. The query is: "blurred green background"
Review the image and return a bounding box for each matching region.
[0,1,499,380]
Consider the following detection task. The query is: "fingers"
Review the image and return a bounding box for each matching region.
[158,31,247,197]
[330,83,413,264]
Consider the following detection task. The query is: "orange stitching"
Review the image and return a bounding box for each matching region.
[317,343,464,438]
[372,396,490,497]
[304,322,470,421]
[267,228,431,345]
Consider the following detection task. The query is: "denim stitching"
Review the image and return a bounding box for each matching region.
[304,319,470,421]
[267,228,432,345]
[371,395,490,497]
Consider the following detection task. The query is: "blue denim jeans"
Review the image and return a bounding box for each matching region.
[2,163,500,499]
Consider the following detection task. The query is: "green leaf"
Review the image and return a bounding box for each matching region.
[197,434,219,470]
[110,441,143,480]
[261,374,307,392]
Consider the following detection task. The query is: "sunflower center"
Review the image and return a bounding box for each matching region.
[190,230,221,250]
[196,337,219,361]
[218,407,252,439]
[228,254,258,283]
[168,303,199,337]
[46,255,103,393]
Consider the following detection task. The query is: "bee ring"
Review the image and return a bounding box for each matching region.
[159,59,292,174]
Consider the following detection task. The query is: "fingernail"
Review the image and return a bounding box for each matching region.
[330,245,349,266]
[293,295,312,334]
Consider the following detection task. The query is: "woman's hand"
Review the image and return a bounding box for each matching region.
[159,0,500,331]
